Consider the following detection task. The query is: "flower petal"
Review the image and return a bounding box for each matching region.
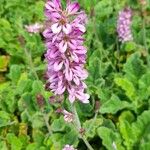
[54,61,64,71]
[69,94,75,103]
[51,23,62,34]
[59,41,68,53]
[62,24,72,34]
[65,68,73,81]
[67,2,80,15]
[56,86,66,95]
[76,24,86,33]
[53,0,61,9]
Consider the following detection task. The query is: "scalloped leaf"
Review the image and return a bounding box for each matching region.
[100,94,132,114]
[119,110,150,149]
[123,52,146,83]
[83,117,103,138]
[114,77,136,101]
[97,127,125,150]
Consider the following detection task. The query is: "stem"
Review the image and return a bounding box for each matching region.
[72,104,81,128]
[116,37,120,72]
[82,137,94,150]
[24,48,39,80]
[86,112,98,134]
[92,18,116,71]
[71,104,94,150]
[42,113,52,135]
[26,108,52,136]
[142,15,150,67]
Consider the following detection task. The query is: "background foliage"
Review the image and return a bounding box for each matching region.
[0,0,150,149]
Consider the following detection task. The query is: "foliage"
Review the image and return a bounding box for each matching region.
[0,0,150,149]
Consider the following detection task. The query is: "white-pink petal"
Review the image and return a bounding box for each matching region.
[62,24,72,34]
[51,23,62,34]
[59,41,68,53]
[76,24,86,33]
[54,61,63,71]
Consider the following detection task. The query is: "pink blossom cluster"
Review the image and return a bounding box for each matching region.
[62,110,74,123]
[62,145,77,150]
[43,0,89,103]
[117,7,133,43]
[25,23,43,34]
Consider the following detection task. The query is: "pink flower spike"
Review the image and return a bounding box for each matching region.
[117,7,133,43]
[44,0,90,104]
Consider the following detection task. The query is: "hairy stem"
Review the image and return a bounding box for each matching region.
[71,104,94,150]
[42,113,52,135]
[86,112,98,134]
[142,15,150,67]
[24,48,39,80]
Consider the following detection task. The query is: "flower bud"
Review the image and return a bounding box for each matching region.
[36,94,45,108]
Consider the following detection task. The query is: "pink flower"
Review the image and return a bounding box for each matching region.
[62,145,77,150]
[25,23,43,34]
[117,7,133,43]
[62,110,74,123]
[44,0,89,103]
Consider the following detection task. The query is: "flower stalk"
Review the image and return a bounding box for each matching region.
[71,104,94,150]
[141,10,150,67]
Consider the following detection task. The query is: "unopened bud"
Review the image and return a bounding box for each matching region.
[49,96,55,103]
[43,73,49,80]
[45,82,50,91]
[79,128,85,136]
[55,108,63,114]
[36,94,45,107]
[95,101,100,112]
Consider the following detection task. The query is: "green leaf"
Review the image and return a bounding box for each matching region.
[100,94,132,114]
[8,65,21,83]
[76,102,93,117]
[95,0,113,18]
[48,133,64,150]
[132,110,150,147]
[6,133,23,150]
[51,117,65,132]
[32,129,45,145]
[138,72,150,100]
[32,80,44,95]
[0,56,10,72]
[26,143,38,150]
[83,118,103,138]
[0,111,11,128]
[97,127,125,150]
[140,142,150,150]
[119,110,150,149]
[62,129,78,146]
[123,42,136,52]
[16,73,33,94]
[118,111,135,150]
[32,112,44,129]
[0,141,8,150]
[114,77,136,101]
[123,52,146,83]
